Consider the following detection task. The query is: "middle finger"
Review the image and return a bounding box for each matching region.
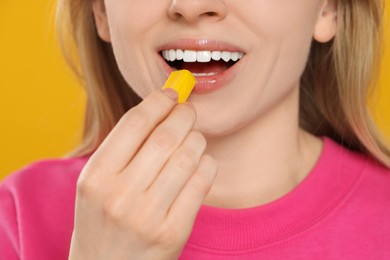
[119,103,197,192]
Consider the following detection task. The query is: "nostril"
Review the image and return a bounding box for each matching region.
[169,12,182,20]
[205,12,218,17]
[169,11,218,21]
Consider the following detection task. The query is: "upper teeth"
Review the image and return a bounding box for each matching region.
[162,49,244,63]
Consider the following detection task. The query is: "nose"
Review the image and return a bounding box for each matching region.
[168,0,227,23]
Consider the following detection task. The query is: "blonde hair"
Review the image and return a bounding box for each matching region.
[56,0,390,167]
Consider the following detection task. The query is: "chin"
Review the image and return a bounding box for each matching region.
[193,114,246,139]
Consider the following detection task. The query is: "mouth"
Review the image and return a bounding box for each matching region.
[160,49,245,77]
[157,39,246,94]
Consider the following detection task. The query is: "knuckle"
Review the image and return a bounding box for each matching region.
[151,130,177,151]
[174,149,198,171]
[131,215,162,244]
[81,156,104,176]
[148,90,176,107]
[150,225,182,249]
[76,158,109,198]
[172,131,206,171]
[126,198,179,247]
[127,195,162,236]
[189,174,210,198]
[102,197,127,225]
[76,173,98,199]
[189,130,207,149]
[148,90,162,101]
[121,108,148,131]
[157,235,179,249]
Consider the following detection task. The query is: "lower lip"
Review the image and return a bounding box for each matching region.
[159,56,243,94]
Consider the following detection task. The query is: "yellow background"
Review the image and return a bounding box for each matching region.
[0,2,389,179]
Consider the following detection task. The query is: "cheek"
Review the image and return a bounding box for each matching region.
[240,0,321,59]
[105,0,166,97]
[106,0,163,37]
[248,0,320,95]
[193,1,321,136]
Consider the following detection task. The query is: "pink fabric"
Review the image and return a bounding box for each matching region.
[1,138,389,259]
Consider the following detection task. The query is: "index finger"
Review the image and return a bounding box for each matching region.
[84,89,178,177]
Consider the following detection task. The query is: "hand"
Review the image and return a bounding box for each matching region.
[68,90,218,260]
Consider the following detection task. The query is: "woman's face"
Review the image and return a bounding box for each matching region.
[93,0,336,137]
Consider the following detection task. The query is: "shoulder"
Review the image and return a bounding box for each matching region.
[1,157,88,191]
[325,137,390,208]
[324,137,390,182]
[355,154,390,201]
[318,138,390,242]
[0,156,89,209]
[0,157,89,258]
[337,140,390,192]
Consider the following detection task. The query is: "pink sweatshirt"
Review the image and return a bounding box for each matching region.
[1,137,389,259]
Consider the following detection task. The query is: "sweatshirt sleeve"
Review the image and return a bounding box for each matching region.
[0,182,21,259]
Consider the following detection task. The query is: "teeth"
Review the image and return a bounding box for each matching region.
[162,50,168,60]
[169,49,176,61]
[193,72,218,76]
[162,49,244,63]
[221,51,231,62]
[211,51,222,61]
[197,51,212,63]
[183,50,197,62]
[176,49,184,60]
[231,52,239,62]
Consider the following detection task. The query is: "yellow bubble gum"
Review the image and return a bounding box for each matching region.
[162,70,196,103]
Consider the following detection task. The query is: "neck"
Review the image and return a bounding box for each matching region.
[204,86,322,209]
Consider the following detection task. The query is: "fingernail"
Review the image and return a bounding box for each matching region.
[161,88,178,101]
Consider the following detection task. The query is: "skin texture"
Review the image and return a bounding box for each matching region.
[69,0,337,259]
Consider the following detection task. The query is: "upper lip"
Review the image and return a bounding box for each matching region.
[158,38,245,53]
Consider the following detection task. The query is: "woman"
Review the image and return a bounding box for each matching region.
[1,0,389,259]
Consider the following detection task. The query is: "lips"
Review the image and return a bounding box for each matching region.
[158,39,245,94]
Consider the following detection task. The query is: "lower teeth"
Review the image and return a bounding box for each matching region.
[192,72,218,77]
